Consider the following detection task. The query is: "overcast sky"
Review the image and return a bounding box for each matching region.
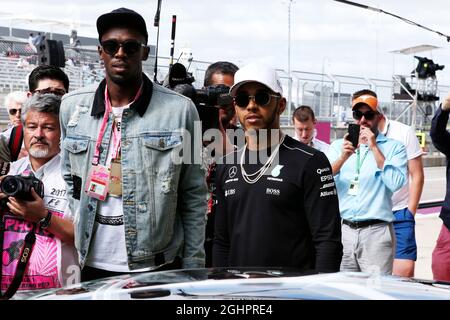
[1,0,450,86]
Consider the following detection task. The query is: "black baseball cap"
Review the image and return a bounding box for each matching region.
[97,8,148,44]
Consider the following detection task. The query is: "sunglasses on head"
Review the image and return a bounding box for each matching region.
[234,90,279,108]
[8,108,21,116]
[101,39,146,56]
[353,109,377,120]
[33,87,66,96]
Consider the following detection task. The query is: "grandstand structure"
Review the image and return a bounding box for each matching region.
[0,24,215,129]
[0,24,448,160]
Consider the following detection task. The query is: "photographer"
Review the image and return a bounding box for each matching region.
[0,94,77,297]
[163,61,239,268]
[204,62,239,132]
[202,61,238,267]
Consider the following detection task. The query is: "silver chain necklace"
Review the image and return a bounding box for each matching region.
[240,134,285,184]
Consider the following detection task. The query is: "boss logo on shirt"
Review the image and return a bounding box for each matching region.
[225,189,236,197]
[266,188,281,196]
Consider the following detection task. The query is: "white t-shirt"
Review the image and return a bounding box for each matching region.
[381,118,422,211]
[310,138,330,154]
[293,130,330,154]
[2,154,79,289]
[86,105,152,273]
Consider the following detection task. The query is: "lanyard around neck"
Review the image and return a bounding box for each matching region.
[356,147,370,176]
[92,85,143,165]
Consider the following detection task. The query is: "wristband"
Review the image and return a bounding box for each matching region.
[38,211,52,230]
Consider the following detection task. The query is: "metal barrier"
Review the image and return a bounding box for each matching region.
[0,37,449,137]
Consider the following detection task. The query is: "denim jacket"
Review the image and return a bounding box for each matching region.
[59,74,207,270]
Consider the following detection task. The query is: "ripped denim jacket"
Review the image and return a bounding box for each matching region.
[59,77,207,270]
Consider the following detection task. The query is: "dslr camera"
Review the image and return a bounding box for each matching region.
[194,84,233,108]
[1,173,44,201]
[163,63,233,134]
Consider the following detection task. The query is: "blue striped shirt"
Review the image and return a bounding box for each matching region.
[327,133,407,222]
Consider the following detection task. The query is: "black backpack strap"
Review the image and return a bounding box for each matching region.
[0,216,36,300]
[8,124,24,162]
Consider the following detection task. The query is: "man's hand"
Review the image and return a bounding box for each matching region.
[442,91,450,111]
[359,126,377,149]
[332,133,356,175]
[6,188,47,223]
[341,133,356,161]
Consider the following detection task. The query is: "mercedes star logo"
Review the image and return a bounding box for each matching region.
[228,166,237,179]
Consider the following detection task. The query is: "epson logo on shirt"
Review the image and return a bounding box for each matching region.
[320,174,334,182]
[266,188,281,196]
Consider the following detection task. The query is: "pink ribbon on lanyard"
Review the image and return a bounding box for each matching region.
[91,84,143,166]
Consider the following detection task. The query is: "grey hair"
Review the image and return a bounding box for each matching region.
[4,91,27,110]
[21,93,61,124]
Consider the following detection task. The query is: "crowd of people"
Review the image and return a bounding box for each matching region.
[0,7,449,299]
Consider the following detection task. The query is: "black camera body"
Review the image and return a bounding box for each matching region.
[414,56,445,79]
[1,174,44,201]
[164,63,233,134]
[194,85,233,108]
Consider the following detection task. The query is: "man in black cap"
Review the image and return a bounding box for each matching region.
[59,8,207,281]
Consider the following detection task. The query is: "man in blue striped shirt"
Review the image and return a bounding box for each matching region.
[328,89,407,274]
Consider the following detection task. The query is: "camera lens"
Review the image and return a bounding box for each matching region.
[1,176,22,196]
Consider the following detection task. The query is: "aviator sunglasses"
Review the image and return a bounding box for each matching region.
[353,109,377,120]
[101,39,147,56]
[234,90,279,108]
[8,108,21,116]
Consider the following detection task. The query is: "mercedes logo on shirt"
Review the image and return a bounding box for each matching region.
[228,166,238,179]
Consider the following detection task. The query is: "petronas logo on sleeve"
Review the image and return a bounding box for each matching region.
[271,165,284,177]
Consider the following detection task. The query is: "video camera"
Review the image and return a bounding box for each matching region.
[414,56,445,79]
[1,173,44,201]
[163,63,234,134]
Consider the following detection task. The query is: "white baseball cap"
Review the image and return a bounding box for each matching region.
[230,63,283,97]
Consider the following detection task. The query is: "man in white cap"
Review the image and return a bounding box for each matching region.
[212,63,342,272]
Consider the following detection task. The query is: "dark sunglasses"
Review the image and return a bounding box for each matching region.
[234,91,279,108]
[353,110,377,120]
[33,87,66,96]
[8,108,21,116]
[101,39,146,56]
